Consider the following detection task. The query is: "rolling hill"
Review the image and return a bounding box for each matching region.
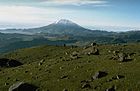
[0,43,140,91]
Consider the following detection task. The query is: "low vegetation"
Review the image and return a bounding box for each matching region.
[0,43,140,91]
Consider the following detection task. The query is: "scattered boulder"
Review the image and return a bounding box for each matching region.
[118,53,126,62]
[113,51,119,55]
[63,88,68,91]
[65,52,68,55]
[0,58,22,68]
[106,86,116,91]
[9,82,38,91]
[60,75,68,79]
[112,75,125,80]
[111,51,132,62]
[71,51,79,56]
[39,59,45,66]
[90,42,97,46]
[83,47,99,55]
[59,66,64,70]
[106,75,125,82]
[7,77,10,80]
[81,83,91,89]
[90,48,99,55]
[81,80,91,89]
[24,71,29,73]
[70,51,79,59]
[92,71,108,80]
[5,82,9,86]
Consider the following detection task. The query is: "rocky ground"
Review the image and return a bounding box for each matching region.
[0,43,140,91]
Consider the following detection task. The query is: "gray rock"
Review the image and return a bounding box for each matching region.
[91,42,97,46]
[92,71,108,80]
[83,47,99,55]
[118,53,126,62]
[112,75,125,80]
[106,86,116,91]
[38,59,45,66]
[60,75,68,79]
[71,51,79,56]
[9,82,38,91]
[63,88,68,91]
[81,80,91,89]
[0,58,22,68]
[70,51,79,59]
[5,83,9,86]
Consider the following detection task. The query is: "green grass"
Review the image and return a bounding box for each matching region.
[0,43,140,91]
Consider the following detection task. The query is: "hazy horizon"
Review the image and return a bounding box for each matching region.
[0,0,140,31]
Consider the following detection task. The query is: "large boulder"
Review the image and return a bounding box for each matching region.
[0,58,22,67]
[9,82,38,91]
[83,47,99,55]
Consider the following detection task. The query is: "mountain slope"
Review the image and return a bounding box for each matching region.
[24,19,98,36]
[0,43,140,91]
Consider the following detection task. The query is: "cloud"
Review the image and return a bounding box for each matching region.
[39,0,108,6]
[0,5,78,28]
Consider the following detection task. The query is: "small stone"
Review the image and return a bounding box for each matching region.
[15,79,19,81]
[59,67,63,70]
[40,59,45,63]
[25,71,28,73]
[92,71,108,80]
[118,53,126,62]
[63,88,68,91]
[81,83,91,89]
[65,52,68,55]
[38,59,45,66]
[60,75,68,79]
[7,77,10,80]
[5,83,9,86]
[106,86,116,91]
[112,75,125,80]
[39,68,42,71]
[91,42,96,46]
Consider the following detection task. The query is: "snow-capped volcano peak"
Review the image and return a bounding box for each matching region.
[55,19,77,25]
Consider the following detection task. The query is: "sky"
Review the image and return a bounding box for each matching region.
[0,0,140,31]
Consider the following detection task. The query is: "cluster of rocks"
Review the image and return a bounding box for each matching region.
[110,51,133,62]
[82,43,99,55]
[80,70,125,91]
[0,58,23,67]
[80,71,108,90]
[70,51,79,60]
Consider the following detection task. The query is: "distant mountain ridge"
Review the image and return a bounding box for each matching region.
[0,19,140,53]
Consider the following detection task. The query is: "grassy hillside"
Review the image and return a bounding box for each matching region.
[0,43,140,91]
